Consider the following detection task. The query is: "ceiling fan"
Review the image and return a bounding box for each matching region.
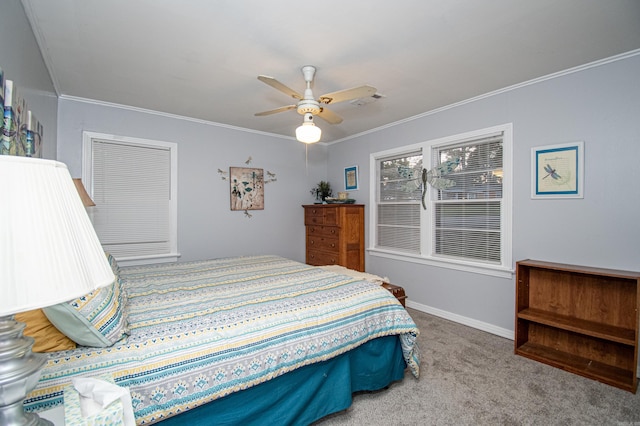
[255,65,377,134]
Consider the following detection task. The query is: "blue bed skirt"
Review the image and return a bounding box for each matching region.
[158,335,406,425]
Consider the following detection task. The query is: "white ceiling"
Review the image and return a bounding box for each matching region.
[21,0,640,143]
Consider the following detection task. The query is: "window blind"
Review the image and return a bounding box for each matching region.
[91,139,172,257]
[376,152,422,253]
[432,133,503,263]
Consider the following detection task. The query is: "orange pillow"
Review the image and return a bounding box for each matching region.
[15,309,77,352]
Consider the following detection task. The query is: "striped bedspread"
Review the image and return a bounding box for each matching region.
[26,255,420,424]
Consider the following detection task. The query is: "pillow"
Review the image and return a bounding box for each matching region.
[105,252,120,275]
[15,309,77,352]
[43,275,128,348]
[105,251,127,316]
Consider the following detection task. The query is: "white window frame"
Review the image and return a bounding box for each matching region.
[82,131,179,266]
[369,124,513,278]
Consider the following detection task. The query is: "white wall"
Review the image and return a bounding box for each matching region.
[56,98,328,263]
[326,53,640,336]
[0,0,57,159]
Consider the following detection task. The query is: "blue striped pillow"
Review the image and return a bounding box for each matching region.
[43,254,128,347]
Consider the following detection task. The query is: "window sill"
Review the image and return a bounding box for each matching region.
[115,252,181,267]
[367,248,514,279]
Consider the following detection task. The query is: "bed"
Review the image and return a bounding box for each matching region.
[24,254,420,425]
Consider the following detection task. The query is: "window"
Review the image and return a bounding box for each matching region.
[82,132,178,266]
[377,151,422,253]
[370,124,512,277]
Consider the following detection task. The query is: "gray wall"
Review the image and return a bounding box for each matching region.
[0,0,57,159]
[6,0,639,337]
[56,98,327,264]
[326,53,640,335]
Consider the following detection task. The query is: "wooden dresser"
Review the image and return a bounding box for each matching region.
[303,204,365,272]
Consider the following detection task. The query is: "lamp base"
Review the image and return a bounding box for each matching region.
[0,401,52,426]
[0,316,53,426]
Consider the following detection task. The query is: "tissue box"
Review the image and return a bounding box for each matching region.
[64,374,124,426]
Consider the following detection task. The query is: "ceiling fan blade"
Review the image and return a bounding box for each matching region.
[258,75,303,100]
[317,107,343,124]
[254,105,296,116]
[318,85,377,104]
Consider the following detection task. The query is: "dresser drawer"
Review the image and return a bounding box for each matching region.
[304,207,339,226]
[306,225,339,238]
[307,236,339,252]
[307,250,338,266]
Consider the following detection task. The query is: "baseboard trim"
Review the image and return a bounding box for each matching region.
[406,300,514,341]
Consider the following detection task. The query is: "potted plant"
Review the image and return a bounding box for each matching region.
[310,181,333,203]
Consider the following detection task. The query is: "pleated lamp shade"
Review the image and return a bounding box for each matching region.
[0,156,114,316]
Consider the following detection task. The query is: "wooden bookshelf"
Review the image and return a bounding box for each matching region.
[515,259,640,393]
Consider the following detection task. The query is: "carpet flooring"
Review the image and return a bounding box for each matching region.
[313,308,640,425]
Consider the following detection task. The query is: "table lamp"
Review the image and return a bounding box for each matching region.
[0,156,115,426]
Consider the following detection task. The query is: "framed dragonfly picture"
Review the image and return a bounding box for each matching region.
[531,141,584,199]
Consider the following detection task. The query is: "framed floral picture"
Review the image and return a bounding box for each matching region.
[230,167,264,210]
[531,142,584,199]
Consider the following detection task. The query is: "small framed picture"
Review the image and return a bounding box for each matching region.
[344,165,359,191]
[531,141,584,199]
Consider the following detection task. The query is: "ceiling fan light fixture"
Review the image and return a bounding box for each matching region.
[296,113,321,143]
[256,65,376,139]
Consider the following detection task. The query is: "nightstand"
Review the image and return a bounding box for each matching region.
[381,283,407,307]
